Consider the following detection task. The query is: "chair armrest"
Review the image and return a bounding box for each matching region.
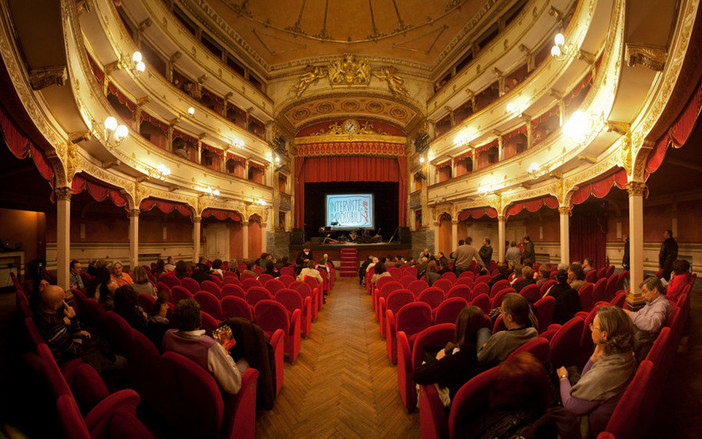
[84,389,140,430]
[397,331,411,375]
[222,368,259,439]
[290,309,302,336]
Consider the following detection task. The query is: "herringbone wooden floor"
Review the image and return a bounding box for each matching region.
[255,277,420,438]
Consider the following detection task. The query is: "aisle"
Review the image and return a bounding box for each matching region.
[255,277,420,438]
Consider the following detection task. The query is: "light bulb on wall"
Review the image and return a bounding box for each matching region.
[554,33,565,47]
[564,111,589,144]
[102,116,127,147]
[419,156,425,164]
[187,107,195,116]
[131,51,145,76]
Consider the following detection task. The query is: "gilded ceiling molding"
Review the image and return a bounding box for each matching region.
[625,43,667,71]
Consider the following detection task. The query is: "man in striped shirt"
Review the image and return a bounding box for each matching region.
[33,285,91,363]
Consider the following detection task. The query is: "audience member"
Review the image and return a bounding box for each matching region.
[413,306,486,405]
[110,261,133,287]
[131,266,156,297]
[535,265,551,288]
[545,269,581,324]
[359,256,373,285]
[462,352,578,438]
[418,248,434,262]
[164,256,176,272]
[86,259,98,276]
[98,279,118,311]
[33,285,90,363]
[424,260,441,286]
[621,234,630,270]
[505,241,521,266]
[370,261,391,285]
[479,237,493,269]
[659,229,678,281]
[666,259,691,304]
[162,299,244,394]
[148,291,170,327]
[435,251,448,267]
[558,305,636,437]
[316,254,331,274]
[453,237,486,275]
[567,263,585,291]
[514,266,536,295]
[86,267,110,299]
[295,242,314,275]
[582,258,594,275]
[211,259,224,277]
[153,258,166,276]
[191,263,211,285]
[437,258,451,275]
[174,260,189,279]
[623,276,672,361]
[521,236,535,266]
[416,257,429,279]
[477,293,538,367]
[69,260,84,290]
[240,261,257,278]
[488,264,511,292]
[298,260,323,284]
[114,285,168,348]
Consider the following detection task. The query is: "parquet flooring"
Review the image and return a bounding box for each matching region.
[255,277,420,439]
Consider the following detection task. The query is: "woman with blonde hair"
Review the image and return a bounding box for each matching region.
[131,265,156,297]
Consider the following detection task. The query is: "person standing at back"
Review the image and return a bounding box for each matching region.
[521,236,535,266]
[453,237,486,275]
[479,237,493,270]
[659,229,678,281]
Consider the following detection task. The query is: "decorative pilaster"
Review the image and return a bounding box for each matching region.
[242,221,249,259]
[558,205,570,265]
[193,216,202,264]
[55,187,72,290]
[433,220,441,254]
[627,181,647,308]
[497,215,506,263]
[129,209,140,269]
[451,219,459,252]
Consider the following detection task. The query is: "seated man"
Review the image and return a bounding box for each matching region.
[298,260,323,285]
[623,276,672,360]
[164,256,176,272]
[110,261,133,287]
[33,284,90,363]
[163,299,243,394]
[69,260,84,290]
[477,293,538,367]
[582,258,594,274]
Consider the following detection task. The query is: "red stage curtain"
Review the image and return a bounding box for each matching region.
[457,207,498,221]
[294,156,305,227]
[570,210,607,269]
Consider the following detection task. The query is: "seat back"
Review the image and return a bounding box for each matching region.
[539,279,557,295]
[264,279,286,295]
[290,281,313,300]
[458,271,475,279]
[386,290,415,315]
[470,293,490,314]
[596,267,606,279]
[222,284,247,299]
[303,276,320,294]
[534,296,556,333]
[604,274,620,303]
[411,323,456,369]
[585,269,598,283]
[448,366,500,438]
[432,279,452,294]
[376,275,395,291]
[472,282,489,298]
[507,337,549,363]
[399,275,416,287]
[610,291,627,308]
[181,277,201,295]
[163,275,182,288]
[417,287,444,309]
[246,286,274,307]
[519,284,541,303]
[490,288,515,309]
[548,317,584,367]
[200,311,220,336]
[156,282,172,299]
[578,282,595,312]
[275,288,304,314]
[278,275,295,286]
[605,360,654,439]
[222,276,242,287]
[194,291,223,320]
[605,264,615,278]
[434,297,469,324]
[454,277,474,289]
[592,278,608,304]
[241,278,263,291]
[171,286,194,304]
[257,273,274,284]
[396,302,433,337]
[279,266,296,277]
[387,266,402,279]
[379,281,404,299]
[446,285,472,301]
[440,271,457,281]
[475,274,491,285]
[221,296,253,321]
[254,299,291,334]
[104,311,137,357]
[208,275,222,286]
[201,280,222,299]
[407,280,429,297]
[490,279,511,297]
[403,266,418,278]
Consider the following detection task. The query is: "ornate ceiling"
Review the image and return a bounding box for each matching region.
[192,0,506,71]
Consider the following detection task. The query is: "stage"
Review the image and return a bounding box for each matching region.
[290,242,412,263]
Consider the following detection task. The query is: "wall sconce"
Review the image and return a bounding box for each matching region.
[131,52,146,76]
[102,116,128,148]
[550,33,567,58]
[156,164,171,180]
[564,110,590,144]
[187,107,195,116]
[274,155,280,164]
[478,184,493,197]
[256,198,267,206]
[528,162,540,178]
[204,186,220,197]
[232,139,244,149]
[419,156,425,164]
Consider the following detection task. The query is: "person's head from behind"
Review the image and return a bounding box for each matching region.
[593,305,634,355]
[568,263,584,281]
[175,260,188,277]
[501,293,531,329]
[465,237,473,245]
[510,241,517,247]
[40,285,66,314]
[427,260,437,273]
[673,259,690,276]
[521,266,533,279]
[155,259,165,271]
[374,262,386,274]
[454,305,485,348]
[497,264,510,277]
[167,256,174,265]
[100,280,118,303]
[458,240,465,246]
[538,265,549,279]
[555,269,568,285]
[489,352,551,415]
[132,266,148,284]
[114,285,138,315]
[212,259,222,269]
[307,260,316,269]
[664,229,672,240]
[172,298,201,331]
[639,276,664,302]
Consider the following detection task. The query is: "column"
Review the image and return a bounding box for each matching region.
[193,215,201,263]
[627,182,646,308]
[451,219,459,252]
[129,209,139,270]
[55,187,71,290]
[559,206,570,266]
[498,215,506,263]
[433,220,440,254]
[242,220,249,259]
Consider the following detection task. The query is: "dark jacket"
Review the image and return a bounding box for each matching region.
[479,245,493,267]
[547,283,581,325]
[659,237,678,271]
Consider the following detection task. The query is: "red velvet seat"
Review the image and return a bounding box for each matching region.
[489,279,510,297]
[596,267,606,279]
[374,281,403,321]
[255,299,301,363]
[534,296,556,333]
[171,286,194,305]
[548,316,584,367]
[604,360,654,439]
[603,274,620,303]
[162,351,258,439]
[318,269,331,294]
[208,274,223,286]
[162,274,182,289]
[472,282,489,298]
[445,284,472,301]
[610,291,627,308]
[194,291,223,320]
[470,293,490,314]
[434,297,469,324]
[591,277,608,304]
[432,279,452,295]
[519,284,541,303]
[290,281,319,321]
[386,302,432,364]
[397,323,455,412]
[539,279,557,296]
[200,311,220,336]
[221,296,253,321]
[490,288,515,310]
[380,289,414,338]
[402,265,418,278]
[279,266,295,277]
[440,271,457,282]
[276,288,312,337]
[222,284,247,300]
[448,366,500,438]
[278,274,295,287]
[246,286,274,307]
[201,280,222,299]
[475,274,491,285]
[264,279,286,295]
[375,275,396,294]
[155,281,172,298]
[222,276,242,287]
[399,275,416,287]
[605,264,615,278]
[578,282,595,312]
[302,276,322,308]
[507,336,550,363]
[407,279,429,297]
[181,277,200,295]
[257,273,274,284]
[419,382,449,439]
[417,287,445,310]
[253,265,264,276]
[241,278,262,292]
[585,269,598,283]
[387,266,402,279]
[454,277,474,289]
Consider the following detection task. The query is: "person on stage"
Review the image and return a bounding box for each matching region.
[295,242,314,275]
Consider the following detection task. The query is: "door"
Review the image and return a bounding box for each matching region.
[204,223,229,262]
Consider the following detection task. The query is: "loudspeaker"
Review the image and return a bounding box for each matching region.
[291,228,304,245]
[399,227,411,244]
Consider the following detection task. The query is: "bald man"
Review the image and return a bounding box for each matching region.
[33,285,90,363]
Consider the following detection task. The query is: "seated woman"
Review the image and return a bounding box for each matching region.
[413,306,486,406]
[567,263,586,291]
[514,266,536,294]
[131,266,156,297]
[666,259,690,304]
[114,285,168,348]
[149,291,170,327]
[535,265,551,288]
[545,269,581,324]
[425,260,441,286]
[370,261,391,286]
[557,305,636,437]
[174,260,189,280]
[85,266,111,299]
[98,279,118,311]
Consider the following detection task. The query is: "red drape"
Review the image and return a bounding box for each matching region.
[140,198,193,219]
[457,207,498,221]
[646,75,702,175]
[0,104,55,186]
[202,208,242,222]
[506,195,559,218]
[570,169,628,205]
[570,210,607,269]
[71,174,128,208]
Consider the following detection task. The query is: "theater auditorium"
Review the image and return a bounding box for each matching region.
[1,0,701,437]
